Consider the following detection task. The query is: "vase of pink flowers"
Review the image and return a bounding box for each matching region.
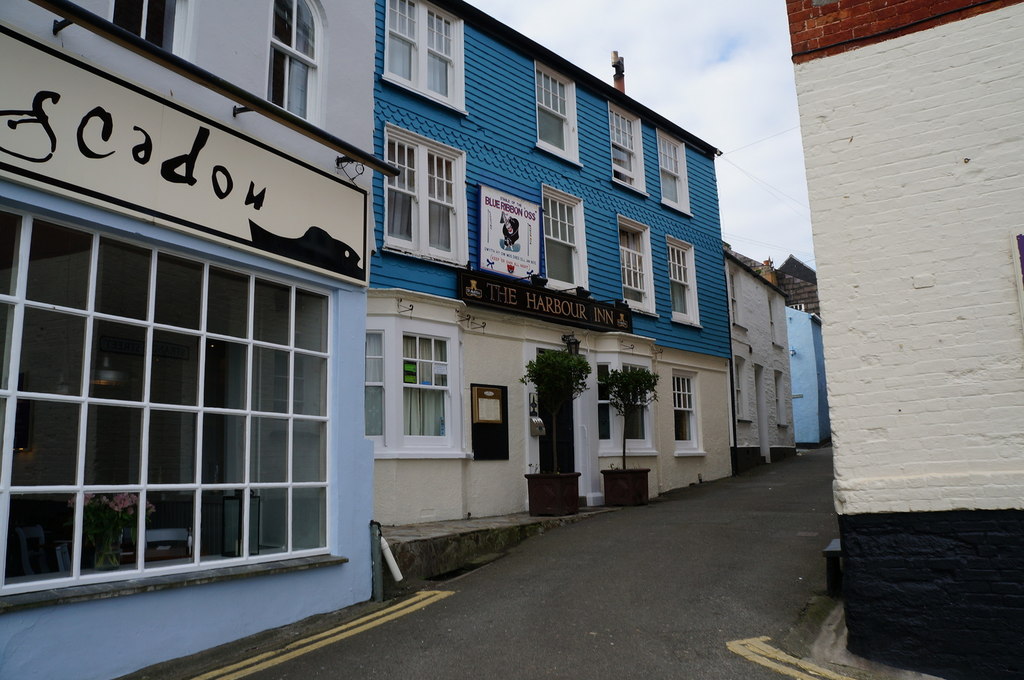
[81,493,155,570]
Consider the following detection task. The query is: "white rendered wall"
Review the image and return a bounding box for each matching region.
[794,5,1024,515]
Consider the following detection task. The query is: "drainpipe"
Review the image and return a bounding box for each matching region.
[370,521,383,602]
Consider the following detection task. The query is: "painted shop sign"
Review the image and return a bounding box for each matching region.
[0,24,368,284]
[458,269,632,333]
[478,185,541,279]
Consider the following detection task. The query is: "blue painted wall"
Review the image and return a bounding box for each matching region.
[371,2,730,359]
[786,308,830,445]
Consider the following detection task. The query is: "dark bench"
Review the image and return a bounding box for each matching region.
[823,538,843,596]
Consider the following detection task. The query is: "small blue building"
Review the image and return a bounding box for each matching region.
[786,308,830,447]
[368,0,734,523]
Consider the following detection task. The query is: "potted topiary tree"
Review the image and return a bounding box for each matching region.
[521,349,591,516]
[599,366,659,506]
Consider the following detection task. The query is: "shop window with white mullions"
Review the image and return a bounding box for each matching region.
[0,210,329,594]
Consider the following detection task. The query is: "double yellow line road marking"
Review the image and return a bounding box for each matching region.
[194,590,454,680]
[727,637,857,680]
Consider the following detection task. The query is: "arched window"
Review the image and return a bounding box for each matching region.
[269,0,318,119]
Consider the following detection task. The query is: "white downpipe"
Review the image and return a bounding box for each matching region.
[380,535,403,582]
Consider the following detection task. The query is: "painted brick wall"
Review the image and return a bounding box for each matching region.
[371,2,731,358]
[787,0,1024,62]
[841,510,1024,680]
[794,3,1024,516]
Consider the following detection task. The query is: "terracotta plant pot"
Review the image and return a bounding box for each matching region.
[525,472,581,516]
[601,468,650,506]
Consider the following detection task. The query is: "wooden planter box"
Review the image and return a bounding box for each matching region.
[601,468,650,506]
[525,472,581,516]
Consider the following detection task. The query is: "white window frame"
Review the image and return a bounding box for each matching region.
[672,371,701,455]
[657,131,691,214]
[384,0,465,111]
[618,217,654,314]
[535,64,578,162]
[729,268,742,327]
[367,317,464,458]
[383,126,467,266]
[596,358,657,458]
[364,331,384,438]
[268,0,321,121]
[0,211,331,595]
[541,186,587,291]
[666,237,699,326]
[111,0,191,55]
[733,355,748,420]
[608,105,646,193]
[774,370,787,426]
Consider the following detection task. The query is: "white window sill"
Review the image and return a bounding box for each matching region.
[611,177,649,197]
[380,74,467,115]
[673,449,707,457]
[732,322,747,332]
[381,245,464,268]
[672,316,702,328]
[374,450,473,460]
[598,448,657,458]
[534,143,582,167]
[626,303,658,318]
[661,201,693,217]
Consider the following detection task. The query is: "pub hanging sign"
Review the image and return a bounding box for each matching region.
[0,24,368,285]
[458,269,632,333]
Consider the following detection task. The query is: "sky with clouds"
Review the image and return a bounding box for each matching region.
[467,0,816,269]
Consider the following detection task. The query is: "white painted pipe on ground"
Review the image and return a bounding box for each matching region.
[380,535,403,582]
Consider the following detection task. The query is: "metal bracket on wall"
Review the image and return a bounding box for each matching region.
[396,298,414,315]
[456,311,485,331]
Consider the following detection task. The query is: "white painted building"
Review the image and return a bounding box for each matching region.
[788,1,1024,677]
[0,2,386,678]
[725,250,795,471]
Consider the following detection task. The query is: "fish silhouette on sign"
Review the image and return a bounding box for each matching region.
[249,221,364,280]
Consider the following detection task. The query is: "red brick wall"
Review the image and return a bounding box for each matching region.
[787,0,1024,62]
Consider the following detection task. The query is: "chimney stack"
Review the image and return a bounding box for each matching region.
[611,51,625,93]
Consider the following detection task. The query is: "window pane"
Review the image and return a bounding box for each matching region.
[0,211,21,295]
[403,387,444,436]
[427,53,449,96]
[80,492,141,572]
[251,416,287,482]
[287,58,309,118]
[21,308,85,396]
[625,409,644,440]
[204,340,247,409]
[269,48,286,108]
[253,488,287,555]
[545,239,574,283]
[254,280,290,345]
[199,489,244,561]
[671,280,688,315]
[295,0,315,56]
[428,202,452,252]
[294,290,326,351]
[674,410,691,441]
[91,320,146,402]
[155,254,202,329]
[661,170,679,203]
[145,0,174,49]
[145,491,194,566]
[292,487,325,550]
[97,238,150,320]
[538,108,565,149]
[149,410,196,484]
[293,419,325,482]
[294,353,325,416]
[273,0,292,45]
[85,405,143,485]
[27,221,91,309]
[365,385,383,436]
[388,37,413,80]
[6,494,75,583]
[113,0,144,37]
[207,268,249,338]
[201,414,245,483]
[253,347,290,413]
[151,331,199,405]
[11,400,79,485]
[387,191,414,241]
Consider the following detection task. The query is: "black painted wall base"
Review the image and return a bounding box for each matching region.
[732,446,798,474]
[840,509,1024,680]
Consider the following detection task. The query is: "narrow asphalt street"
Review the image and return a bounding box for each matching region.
[138,448,843,680]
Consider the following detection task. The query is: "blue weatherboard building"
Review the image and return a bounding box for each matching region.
[786,308,830,447]
[368,0,734,524]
